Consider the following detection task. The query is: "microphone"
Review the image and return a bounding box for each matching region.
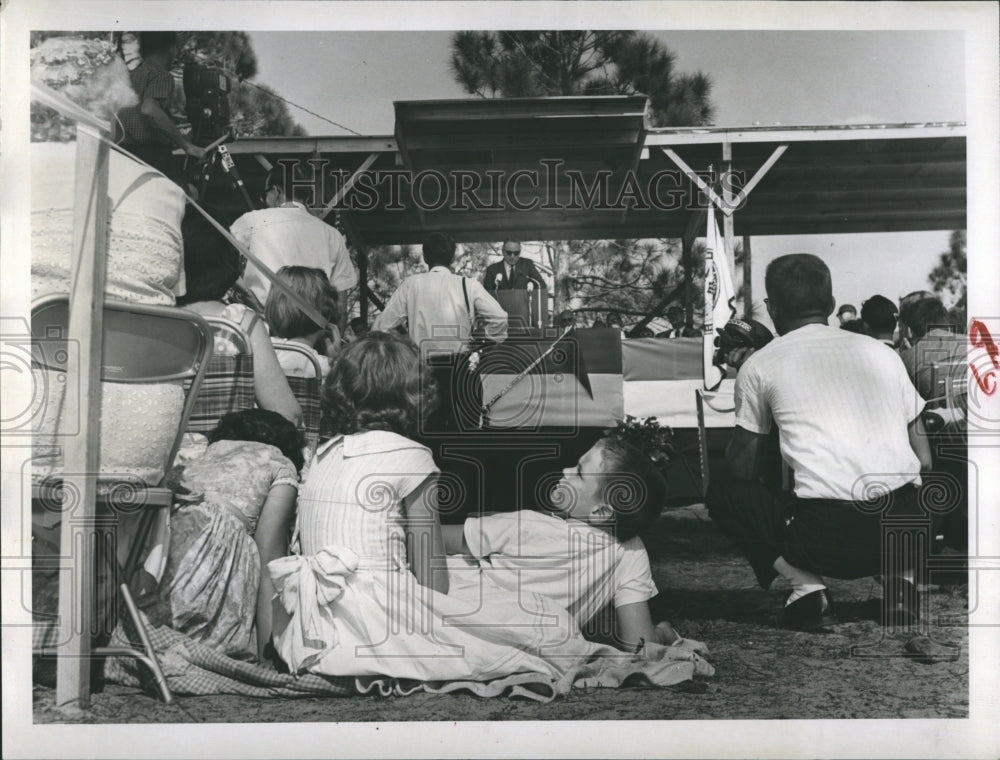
[495,273,503,286]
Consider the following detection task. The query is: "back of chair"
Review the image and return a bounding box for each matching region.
[184,315,256,434]
[271,341,325,453]
[31,295,214,469]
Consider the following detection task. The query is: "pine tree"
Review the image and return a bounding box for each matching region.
[446,31,716,323]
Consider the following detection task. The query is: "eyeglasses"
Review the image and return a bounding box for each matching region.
[502,249,521,256]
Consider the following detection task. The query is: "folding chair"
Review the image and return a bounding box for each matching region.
[31,295,214,703]
[184,315,256,435]
[271,341,325,458]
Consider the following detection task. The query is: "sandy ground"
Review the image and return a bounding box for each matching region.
[33,505,968,723]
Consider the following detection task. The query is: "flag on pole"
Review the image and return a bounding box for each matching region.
[702,204,738,391]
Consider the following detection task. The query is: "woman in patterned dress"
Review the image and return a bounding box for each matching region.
[149,410,302,659]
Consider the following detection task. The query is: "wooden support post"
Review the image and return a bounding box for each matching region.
[56,127,110,708]
[742,234,753,320]
[721,142,737,300]
[681,234,694,333]
[357,242,369,325]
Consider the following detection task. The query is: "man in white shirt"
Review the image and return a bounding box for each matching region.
[230,173,358,330]
[372,232,507,432]
[708,254,933,631]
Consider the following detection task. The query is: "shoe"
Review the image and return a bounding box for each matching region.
[781,588,838,631]
[883,577,920,627]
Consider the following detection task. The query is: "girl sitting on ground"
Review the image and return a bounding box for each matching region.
[264,266,342,379]
[443,435,706,654]
[148,409,303,660]
[268,333,711,689]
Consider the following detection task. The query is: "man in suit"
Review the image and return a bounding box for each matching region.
[483,241,547,293]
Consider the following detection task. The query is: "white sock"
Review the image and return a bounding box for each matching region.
[773,557,826,605]
[785,583,827,605]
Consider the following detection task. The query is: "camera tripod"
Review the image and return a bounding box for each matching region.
[189,135,258,213]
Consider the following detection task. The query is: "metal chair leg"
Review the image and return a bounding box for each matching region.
[93,583,173,703]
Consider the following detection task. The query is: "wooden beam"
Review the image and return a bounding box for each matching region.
[645,122,966,146]
[225,136,398,155]
[734,144,788,205]
[393,123,428,231]
[742,235,753,320]
[661,148,729,216]
[57,127,110,708]
[319,151,379,221]
[721,143,737,294]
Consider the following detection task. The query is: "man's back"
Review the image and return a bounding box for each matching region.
[230,204,355,303]
[373,267,507,359]
[736,324,924,500]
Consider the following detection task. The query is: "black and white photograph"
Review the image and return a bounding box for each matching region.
[1,1,998,758]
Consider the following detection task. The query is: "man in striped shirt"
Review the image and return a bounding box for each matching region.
[116,32,204,180]
[707,254,932,630]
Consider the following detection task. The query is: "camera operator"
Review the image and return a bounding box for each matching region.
[707,254,932,631]
[116,32,204,181]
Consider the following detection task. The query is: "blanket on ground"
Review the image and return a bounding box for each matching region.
[102,615,713,702]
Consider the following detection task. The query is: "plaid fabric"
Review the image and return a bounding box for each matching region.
[104,615,355,698]
[101,610,708,700]
[284,375,323,450]
[185,353,256,434]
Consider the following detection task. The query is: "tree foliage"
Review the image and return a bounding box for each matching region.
[29,31,304,142]
[449,31,714,127]
[414,30,719,329]
[928,230,967,326]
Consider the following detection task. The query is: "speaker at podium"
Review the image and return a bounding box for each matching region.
[495,287,549,331]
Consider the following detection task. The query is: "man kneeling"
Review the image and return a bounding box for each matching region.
[708,254,932,630]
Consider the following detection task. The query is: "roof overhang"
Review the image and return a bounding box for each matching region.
[212,97,966,245]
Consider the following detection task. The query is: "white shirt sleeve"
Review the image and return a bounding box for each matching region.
[733,358,773,435]
[613,537,657,608]
[326,228,358,292]
[463,512,522,558]
[468,279,508,344]
[371,282,408,333]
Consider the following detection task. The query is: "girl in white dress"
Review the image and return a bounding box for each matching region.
[269,333,711,690]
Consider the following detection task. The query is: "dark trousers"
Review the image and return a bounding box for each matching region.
[425,353,483,434]
[706,478,921,589]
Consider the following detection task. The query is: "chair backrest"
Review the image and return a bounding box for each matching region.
[31,294,214,468]
[184,315,256,434]
[271,341,325,453]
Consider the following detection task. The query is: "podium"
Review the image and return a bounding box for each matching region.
[495,288,548,331]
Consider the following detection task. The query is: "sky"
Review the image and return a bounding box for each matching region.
[247,29,965,319]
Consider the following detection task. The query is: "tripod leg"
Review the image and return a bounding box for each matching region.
[197,150,217,203]
[218,145,257,213]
